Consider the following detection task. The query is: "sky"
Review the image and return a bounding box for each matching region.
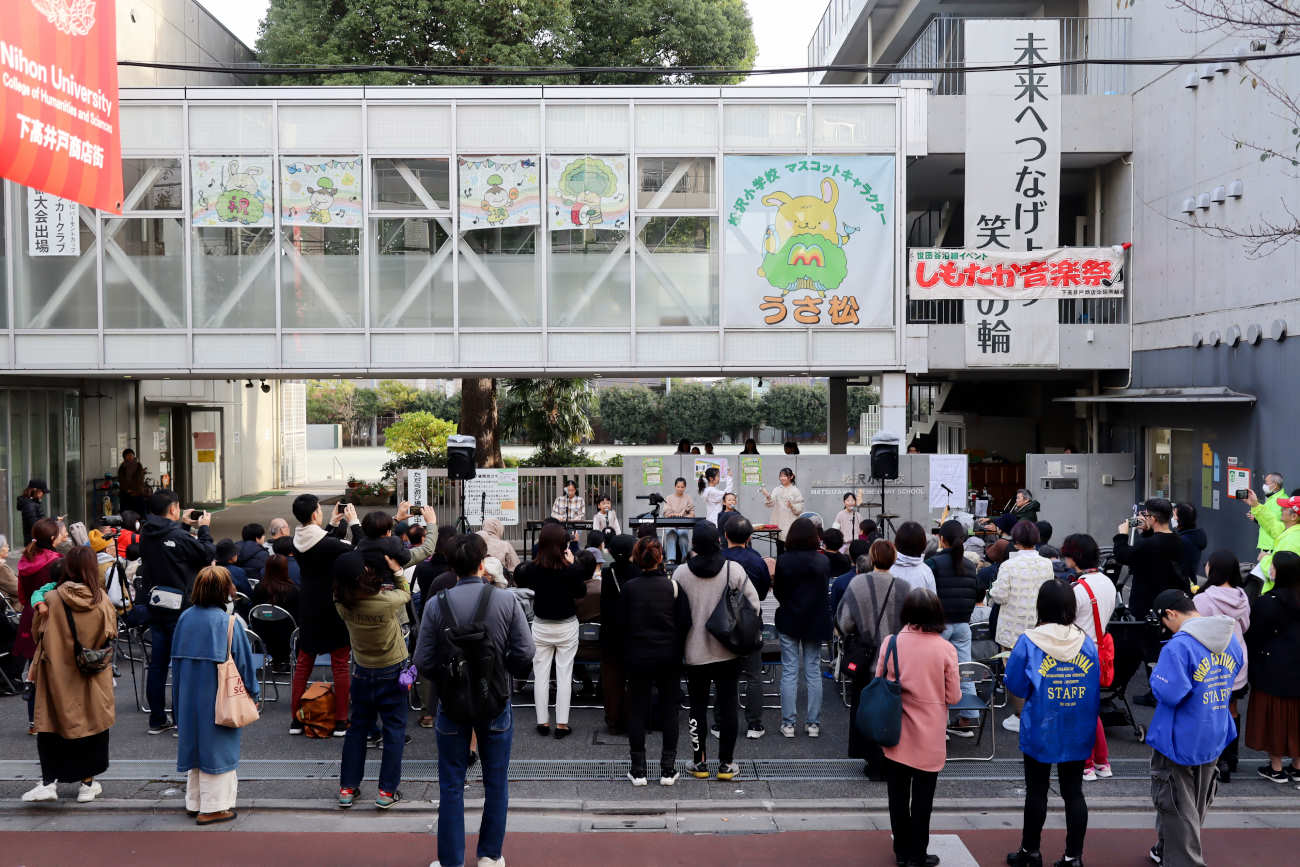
[200,0,826,85]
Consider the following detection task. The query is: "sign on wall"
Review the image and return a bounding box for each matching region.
[464,468,520,526]
[406,468,429,508]
[0,0,124,213]
[27,188,79,256]
[547,155,629,230]
[910,247,1124,299]
[458,156,541,229]
[280,157,362,227]
[192,157,274,227]
[723,155,895,328]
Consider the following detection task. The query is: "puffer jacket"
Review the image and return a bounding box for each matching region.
[235,539,269,581]
[989,548,1055,650]
[17,496,44,545]
[924,548,980,624]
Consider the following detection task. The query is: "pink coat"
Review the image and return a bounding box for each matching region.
[874,625,962,773]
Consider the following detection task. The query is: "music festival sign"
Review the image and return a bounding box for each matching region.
[0,0,124,213]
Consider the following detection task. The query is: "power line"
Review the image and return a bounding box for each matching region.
[116,50,1300,80]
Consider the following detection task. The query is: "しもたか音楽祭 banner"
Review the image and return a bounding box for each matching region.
[280,157,363,227]
[0,0,124,213]
[191,157,274,227]
[723,156,895,328]
[458,156,541,229]
[547,156,630,230]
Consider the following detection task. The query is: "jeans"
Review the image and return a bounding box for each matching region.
[940,622,978,721]
[1023,756,1087,858]
[339,660,408,794]
[531,617,579,726]
[626,667,680,776]
[436,704,513,867]
[687,659,740,765]
[778,634,823,727]
[291,646,352,723]
[147,620,176,727]
[885,758,939,864]
[663,529,691,563]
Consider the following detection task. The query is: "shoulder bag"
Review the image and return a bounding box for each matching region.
[215,615,260,728]
[841,577,894,680]
[705,562,764,656]
[1080,577,1115,687]
[63,600,114,677]
[854,633,903,747]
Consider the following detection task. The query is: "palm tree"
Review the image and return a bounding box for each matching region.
[500,378,595,452]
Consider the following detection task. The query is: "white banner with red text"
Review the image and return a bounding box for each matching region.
[909,247,1125,300]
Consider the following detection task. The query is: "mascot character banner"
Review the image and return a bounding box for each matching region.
[723,155,894,328]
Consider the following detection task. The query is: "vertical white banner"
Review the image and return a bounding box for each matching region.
[964,19,1061,366]
[406,469,429,508]
[28,188,80,257]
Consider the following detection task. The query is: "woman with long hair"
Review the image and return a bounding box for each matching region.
[15,517,67,733]
[698,466,733,526]
[514,523,588,738]
[760,468,804,555]
[23,546,117,804]
[171,565,260,824]
[1246,550,1300,783]
[1195,549,1251,781]
[661,477,696,565]
[249,554,301,668]
[773,517,831,738]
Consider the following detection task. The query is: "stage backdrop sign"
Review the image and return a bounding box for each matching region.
[724,155,895,328]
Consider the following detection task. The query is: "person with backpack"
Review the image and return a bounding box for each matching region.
[925,520,982,739]
[773,516,832,739]
[1062,534,1117,783]
[413,534,534,867]
[1195,550,1251,782]
[620,537,692,786]
[1005,579,1100,867]
[139,489,216,736]
[333,550,412,810]
[836,539,908,780]
[720,517,774,740]
[290,493,361,738]
[673,520,760,781]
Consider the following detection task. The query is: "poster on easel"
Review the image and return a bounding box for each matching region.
[464,469,520,526]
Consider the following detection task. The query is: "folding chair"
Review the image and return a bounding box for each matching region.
[243,628,277,707]
[947,661,996,761]
[971,621,1010,708]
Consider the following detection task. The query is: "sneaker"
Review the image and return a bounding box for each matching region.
[148,719,175,736]
[21,782,57,802]
[746,723,766,739]
[288,724,304,736]
[627,770,648,787]
[1001,714,1020,733]
[1006,849,1043,867]
[333,722,349,738]
[947,720,977,739]
[477,858,506,867]
[660,770,680,787]
[1053,858,1083,867]
[366,733,383,749]
[709,726,720,739]
[716,762,740,781]
[690,761,711,779]
[1284,763,1300,783]
[1082,766,1097,782]
[1257,765,1290,783]
[780,723,796,738]
[375,789,402,809]
[76,781,102,803]
[338,787,356,808]
[1094,763,1113,778]
[805,723,820,738]
[1148,843,1162,864]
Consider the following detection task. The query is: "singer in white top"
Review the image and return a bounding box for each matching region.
[699,465,734,525]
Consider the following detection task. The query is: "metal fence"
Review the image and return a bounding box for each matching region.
[885,16,1132,95]
[415,467,624,551]
[906,297,1127,325]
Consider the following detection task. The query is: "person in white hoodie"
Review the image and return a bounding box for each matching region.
[891,522,937,595]
[989,520,1056,733]
[1193,550,1251,782]
[1061,533,1117,782]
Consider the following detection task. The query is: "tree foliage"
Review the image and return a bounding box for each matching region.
[761,383,827,437]
[376,379,421,414]
[597,385,662,443]
[409,389,461,424]
[500,378,596,450]
[712,383,761,443]
[660,381,716,443]
[306,379,355,425]
[384,411,458,458]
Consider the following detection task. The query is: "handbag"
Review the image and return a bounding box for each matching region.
[705,562,763,656]
[63,601,114,677]
[854,633,903,747]
[1080,576,1115,687]
[215,615,260,728]
[841,577,895,681]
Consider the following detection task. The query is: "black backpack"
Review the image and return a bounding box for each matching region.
[434,584,510,726]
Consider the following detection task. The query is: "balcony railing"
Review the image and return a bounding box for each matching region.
[808,0,869,72]
[905,297,1128,325]
[884,16,1132,95]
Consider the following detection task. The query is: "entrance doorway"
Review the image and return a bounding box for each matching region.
[1146,427,1198,504]
[166,407,224,510]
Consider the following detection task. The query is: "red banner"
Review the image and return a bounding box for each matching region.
[0,0,123,214]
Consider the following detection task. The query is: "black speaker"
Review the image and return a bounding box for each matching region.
[870,442,899,480]
[446,434,477,481]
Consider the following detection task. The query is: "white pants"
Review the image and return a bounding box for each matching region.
[185,768,238,814]
[532,617,579,726]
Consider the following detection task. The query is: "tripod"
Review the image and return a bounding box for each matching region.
[875,476,899,541]
[453,482,472,534]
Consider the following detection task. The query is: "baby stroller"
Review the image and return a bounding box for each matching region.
[1099,605,1150,741]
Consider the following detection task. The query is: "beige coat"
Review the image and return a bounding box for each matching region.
[478,518,520,572]
[32,583,118,739]
[764,484,805,541]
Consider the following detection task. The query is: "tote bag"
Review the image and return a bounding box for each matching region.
[854,633,903,747]
[215,615,260,728]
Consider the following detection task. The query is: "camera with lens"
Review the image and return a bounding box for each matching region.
[1125,516,1144,528]
[98,514,123,528]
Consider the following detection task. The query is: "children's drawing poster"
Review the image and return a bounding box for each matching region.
[191,157,274,227]
[547,155,629,230]
[280,157,363,228]
[457,156,541,229]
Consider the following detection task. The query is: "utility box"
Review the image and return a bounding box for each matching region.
[1027,453,1136,544]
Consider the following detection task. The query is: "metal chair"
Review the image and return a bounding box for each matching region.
[947,661,997,762]
[971,620,1010,708]
[249,603,297,697]
[243,628,277,707]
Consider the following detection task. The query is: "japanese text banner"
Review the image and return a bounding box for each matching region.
[0,0,123,214]
[909,247,1124,299]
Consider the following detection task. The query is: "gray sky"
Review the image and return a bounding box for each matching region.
[199,0,824,85]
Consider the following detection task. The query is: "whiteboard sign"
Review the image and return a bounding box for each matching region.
[464,469,520,526]
[406,468,429,508]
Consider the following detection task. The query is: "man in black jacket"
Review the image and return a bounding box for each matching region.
[139,488,215,734]
[290,493,361,736]
[1114,498,1189,618]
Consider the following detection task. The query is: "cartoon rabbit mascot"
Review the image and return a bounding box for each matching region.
[757,177,851,297]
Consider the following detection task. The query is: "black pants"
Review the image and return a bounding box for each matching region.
[687,659,740,765]
[885,758,938,864]
[1023,756,1087,858]
[626,667,680,775]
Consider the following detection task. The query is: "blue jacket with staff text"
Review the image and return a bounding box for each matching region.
[1147,614,1244,767]
[1005,623,1100,764]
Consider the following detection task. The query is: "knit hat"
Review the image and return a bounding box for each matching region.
[88,529,112,554]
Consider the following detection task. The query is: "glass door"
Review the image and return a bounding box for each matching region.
[186,408,224,510]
